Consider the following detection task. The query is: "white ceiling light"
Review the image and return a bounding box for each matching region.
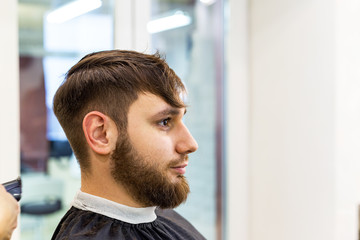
[200,0,216,5]
[46,0,102,24]
[147,11,192,34]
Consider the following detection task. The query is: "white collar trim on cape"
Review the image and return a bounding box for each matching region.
[71,190,157,224]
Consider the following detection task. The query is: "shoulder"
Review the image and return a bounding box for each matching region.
[155,208,189,224]
[155,208,206,240]
[51,207,117,240]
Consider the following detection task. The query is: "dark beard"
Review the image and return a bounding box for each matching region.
[110,135,190,209]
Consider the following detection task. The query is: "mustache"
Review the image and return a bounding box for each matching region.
[168,155,189,168]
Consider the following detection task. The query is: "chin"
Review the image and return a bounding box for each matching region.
[170,174,186,185]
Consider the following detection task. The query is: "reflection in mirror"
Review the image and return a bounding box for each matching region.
[19,0,114,239]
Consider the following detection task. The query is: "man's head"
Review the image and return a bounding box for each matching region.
[53,50,186,170]
[53,50,198,208]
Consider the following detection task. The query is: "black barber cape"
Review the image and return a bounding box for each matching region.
[51,191,206,240]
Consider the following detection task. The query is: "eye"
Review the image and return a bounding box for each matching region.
[159,117,171,127]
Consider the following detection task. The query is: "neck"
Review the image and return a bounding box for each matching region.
[81,166,143,208]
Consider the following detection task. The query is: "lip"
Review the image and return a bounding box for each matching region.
[170,163,188,175]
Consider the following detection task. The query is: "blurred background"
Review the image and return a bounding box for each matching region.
[2,0,360,240]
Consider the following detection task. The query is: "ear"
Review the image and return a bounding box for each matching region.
[82,111,118,155]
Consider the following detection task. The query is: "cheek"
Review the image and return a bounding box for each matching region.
[127,121,177,157]
[144,139,173,158]
[129,131,174,158]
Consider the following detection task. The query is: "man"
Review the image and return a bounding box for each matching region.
[51,50,205,239]
[0,185,19,240]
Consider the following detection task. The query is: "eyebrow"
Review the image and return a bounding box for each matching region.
[153,107,187,119]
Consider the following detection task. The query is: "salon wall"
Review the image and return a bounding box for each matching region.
[0,2,20,186]
[241,0,360,240]
[0,1,20,240]
[250,1,336,240]
[334,1,360,239]
[225,0,249,239]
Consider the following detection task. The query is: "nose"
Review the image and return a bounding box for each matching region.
[175,123,198,154]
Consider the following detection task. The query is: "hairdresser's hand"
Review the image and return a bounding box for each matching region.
[0,185,19,240]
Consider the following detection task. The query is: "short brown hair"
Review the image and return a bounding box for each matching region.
[53,50,186,171]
